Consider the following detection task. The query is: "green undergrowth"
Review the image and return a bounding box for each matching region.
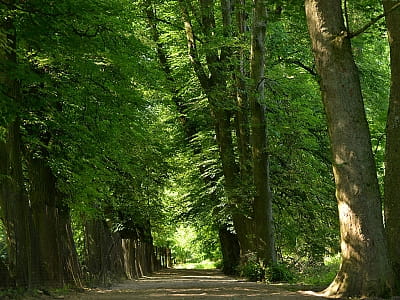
[237,253,340,287]
[174,259,219,269]
[0,285,82,300]
[295,254,340,286]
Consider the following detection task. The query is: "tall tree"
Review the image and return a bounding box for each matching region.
[383,0,400,291]
[305,0,393,297]
[0,2,37,286]
[249,0,275,264]
[175,0,276,265]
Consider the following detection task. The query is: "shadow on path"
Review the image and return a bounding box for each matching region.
[65,268,328,299]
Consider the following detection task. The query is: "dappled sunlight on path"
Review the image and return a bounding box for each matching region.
[65,268,329,299]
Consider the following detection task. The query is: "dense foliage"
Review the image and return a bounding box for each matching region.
[0,0,397,296]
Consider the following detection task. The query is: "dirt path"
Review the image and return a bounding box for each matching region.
[62,268,328,299]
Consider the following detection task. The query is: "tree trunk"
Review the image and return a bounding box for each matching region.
[0,3,41,287]
[28,156,63,287]
[56,203,83,287]
[218,225,240,275]
[0,121,37,287]
[383,0,400,292]
[305,0,393,297]
[28,156,83,287]
[249,0,276,265]
[0,256,11,287]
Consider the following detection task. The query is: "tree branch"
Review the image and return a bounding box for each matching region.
[278,58,317,76]
[349,2,400,38]
[177,0,211,91]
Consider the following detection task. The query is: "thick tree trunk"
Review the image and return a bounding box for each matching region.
[28,156,83,287]
[0,121,36,287]
[0,3,40,287]
[249,0,276,265]
[28,156,63,286]
[383,0,400,292]
[305,0,393,297]
[218,225,240,275]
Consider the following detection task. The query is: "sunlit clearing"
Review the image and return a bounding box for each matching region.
[170,224,219,269]
[174,260,218,270]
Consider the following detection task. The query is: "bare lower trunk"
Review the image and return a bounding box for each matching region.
[0,121,35,287]
[305,0,393,297]
[29,156,82,287]
[383,0,400,292]
[28,157,63,286]
[0,8,36,287]
[56,204,83,287]
[218,225,240,274]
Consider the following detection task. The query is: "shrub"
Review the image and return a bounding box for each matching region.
[239,260,265,281]
[265,263,294,283]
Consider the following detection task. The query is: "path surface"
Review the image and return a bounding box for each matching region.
[64,269,328,299]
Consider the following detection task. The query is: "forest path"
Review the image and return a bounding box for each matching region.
[64,268,329,299]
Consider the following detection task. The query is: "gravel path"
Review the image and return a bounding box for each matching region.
[63,268,328,299]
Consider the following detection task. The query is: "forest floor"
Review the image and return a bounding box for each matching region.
[52,268,329,300]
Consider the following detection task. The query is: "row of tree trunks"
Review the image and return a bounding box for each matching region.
[154,246,172,269]
[84,219,167,283]
[0,4,82,288]
[85,219,125,284]
[0,129,83,288]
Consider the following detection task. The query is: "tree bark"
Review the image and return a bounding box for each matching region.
[28,156,63,287]
[56,202,83,287]
[383,0,400,292]
[305,0,393,297]
[249,0,276,265]
[0,10,37,286]
[0,121,35,287]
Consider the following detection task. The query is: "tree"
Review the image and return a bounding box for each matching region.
[249,0,275,264]
[175,0,276,266]
[383,0,400,291]
[0,2,37,286]
[305,0,393,297]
